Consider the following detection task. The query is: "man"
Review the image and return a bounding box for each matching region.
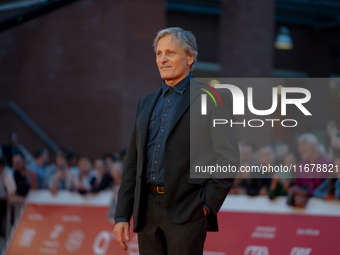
[0,131,34,168]
[28,147,49,189]
[246,145,275,196]
[45,150,76,195]
[113,27,239,254]
[0,156,16,238]
[91,157,114,193]
[12,152,38,196]
[73,155,97,194]
[239,140,256,165]
[0,156,16,196]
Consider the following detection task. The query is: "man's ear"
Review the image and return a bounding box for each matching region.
[187,54,194,65]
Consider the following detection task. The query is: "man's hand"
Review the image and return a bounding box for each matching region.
[259,187,268,196]
[113,222,130,251]
[203,206,208,216]
[325,193,335,201]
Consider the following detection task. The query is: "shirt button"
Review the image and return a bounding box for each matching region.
[158,144,160,147]
[168,100,170,102]
[155,161,157,164]
[165,114,167,116]
[153,177,155,180]
[161,129,164,132]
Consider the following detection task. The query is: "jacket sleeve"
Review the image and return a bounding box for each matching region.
[114,100,140,222]
[202,90,240,216]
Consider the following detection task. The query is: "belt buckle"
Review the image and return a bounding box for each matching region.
[156,186,164,194]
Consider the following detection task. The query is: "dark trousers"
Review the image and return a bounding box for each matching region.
[137,188,208,255]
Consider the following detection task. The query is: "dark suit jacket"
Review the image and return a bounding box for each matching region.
[115,78,240,232]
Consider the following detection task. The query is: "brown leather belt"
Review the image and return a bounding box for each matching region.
[149,185,164,194]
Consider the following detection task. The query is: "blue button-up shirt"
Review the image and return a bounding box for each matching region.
[144,72,192,186]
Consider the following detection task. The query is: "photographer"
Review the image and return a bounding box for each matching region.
[46,151,76,195]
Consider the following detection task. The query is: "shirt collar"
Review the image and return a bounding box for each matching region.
[161,72,193,98]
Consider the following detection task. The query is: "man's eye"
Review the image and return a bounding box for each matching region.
[157,52,162,55]
[169,51,174,54]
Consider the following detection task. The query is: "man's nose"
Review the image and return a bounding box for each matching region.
[159,54,168,63]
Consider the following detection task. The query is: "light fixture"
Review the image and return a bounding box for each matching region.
[274,26,293,50]
[209,79,220,87]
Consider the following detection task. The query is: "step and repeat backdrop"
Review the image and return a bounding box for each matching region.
[4,190,340,255]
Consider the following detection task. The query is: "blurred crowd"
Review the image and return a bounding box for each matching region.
[230,121,340,208]
[1,121,340,211]
[0,132,126,238]
[0,141,125,199]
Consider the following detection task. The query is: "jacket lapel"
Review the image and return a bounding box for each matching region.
[168,79,201,135]
[139,88,162,151]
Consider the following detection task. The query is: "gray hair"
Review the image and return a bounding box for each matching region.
[153,27,198,70]
[298,133,319,146]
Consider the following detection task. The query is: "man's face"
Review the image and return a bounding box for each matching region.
[56,156,67,169]
[104,157,113,168]
[259,147,275,166]
[283,153,297,167]
[94,159,105,175]
[78,157,91,174]
[240,145,254,163]
[156,34,193,86]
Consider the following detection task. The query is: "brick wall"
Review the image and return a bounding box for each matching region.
[218,0,275,146]
[0,0,166,157]
[219,0,275,78]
